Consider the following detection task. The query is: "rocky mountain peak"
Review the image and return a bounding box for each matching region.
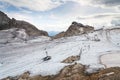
[0,11,9,19]
[54,21,94,39]
[71,21,84,27]
[65,21,94,36]
[0,11,48,37]
[0,11,11,30]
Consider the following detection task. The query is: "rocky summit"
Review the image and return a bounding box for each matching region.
[54,21,94,39]
[0,11,48,37]
[65,21,94,36]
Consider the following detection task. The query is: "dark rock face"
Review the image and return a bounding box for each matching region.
[0,11,48,36]
[54,21,94,39]
[0,11,11,30]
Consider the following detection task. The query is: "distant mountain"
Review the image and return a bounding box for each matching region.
[54,21,94,39]
[0,11,48,37]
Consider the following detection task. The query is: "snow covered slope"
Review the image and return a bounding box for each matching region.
[0,28,120,79]
[0,28,28,45]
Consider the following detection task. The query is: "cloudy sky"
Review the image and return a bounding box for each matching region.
[0,0,120,33]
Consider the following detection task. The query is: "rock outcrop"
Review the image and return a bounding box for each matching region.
[61,55,80,63]
[54,63,88,80]
[0,11,48,37]
[90,67,120,80]
[54,21,94,39]
[65,22,94,37]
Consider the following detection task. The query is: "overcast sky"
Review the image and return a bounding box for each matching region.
[0,0,120,32]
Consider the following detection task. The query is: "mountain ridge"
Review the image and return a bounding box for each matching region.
[0,11,48,37]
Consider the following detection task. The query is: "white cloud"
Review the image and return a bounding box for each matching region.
[111,19,120,26]
[2,0,119,12]
[0,0,64,11]
[6,12,44,29]
[77,13,120,19]
[49,13,58,20]
[1,0,119,31]
[72,0,120,7]
[92,0,120,6]
[40,24,68,31]
[0,5,4,8]
[7,12,33,21]
[76,13,120,29]
[0,1,10,9]
[62,0,120,10]
[116,6,120,12]
[6,11,69,31]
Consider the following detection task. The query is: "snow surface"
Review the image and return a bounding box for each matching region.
[0,28,120,79]
[101,52,120,68]
[0,28,28,44]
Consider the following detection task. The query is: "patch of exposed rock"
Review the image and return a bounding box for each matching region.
[90,67,120,80]
[54,21,94,39]
[2,71,31,80]
[61,55,80,63]
[0,11,48,37]
[65,22,94,37]
[54,63,89,80]
[53,31,65,39]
